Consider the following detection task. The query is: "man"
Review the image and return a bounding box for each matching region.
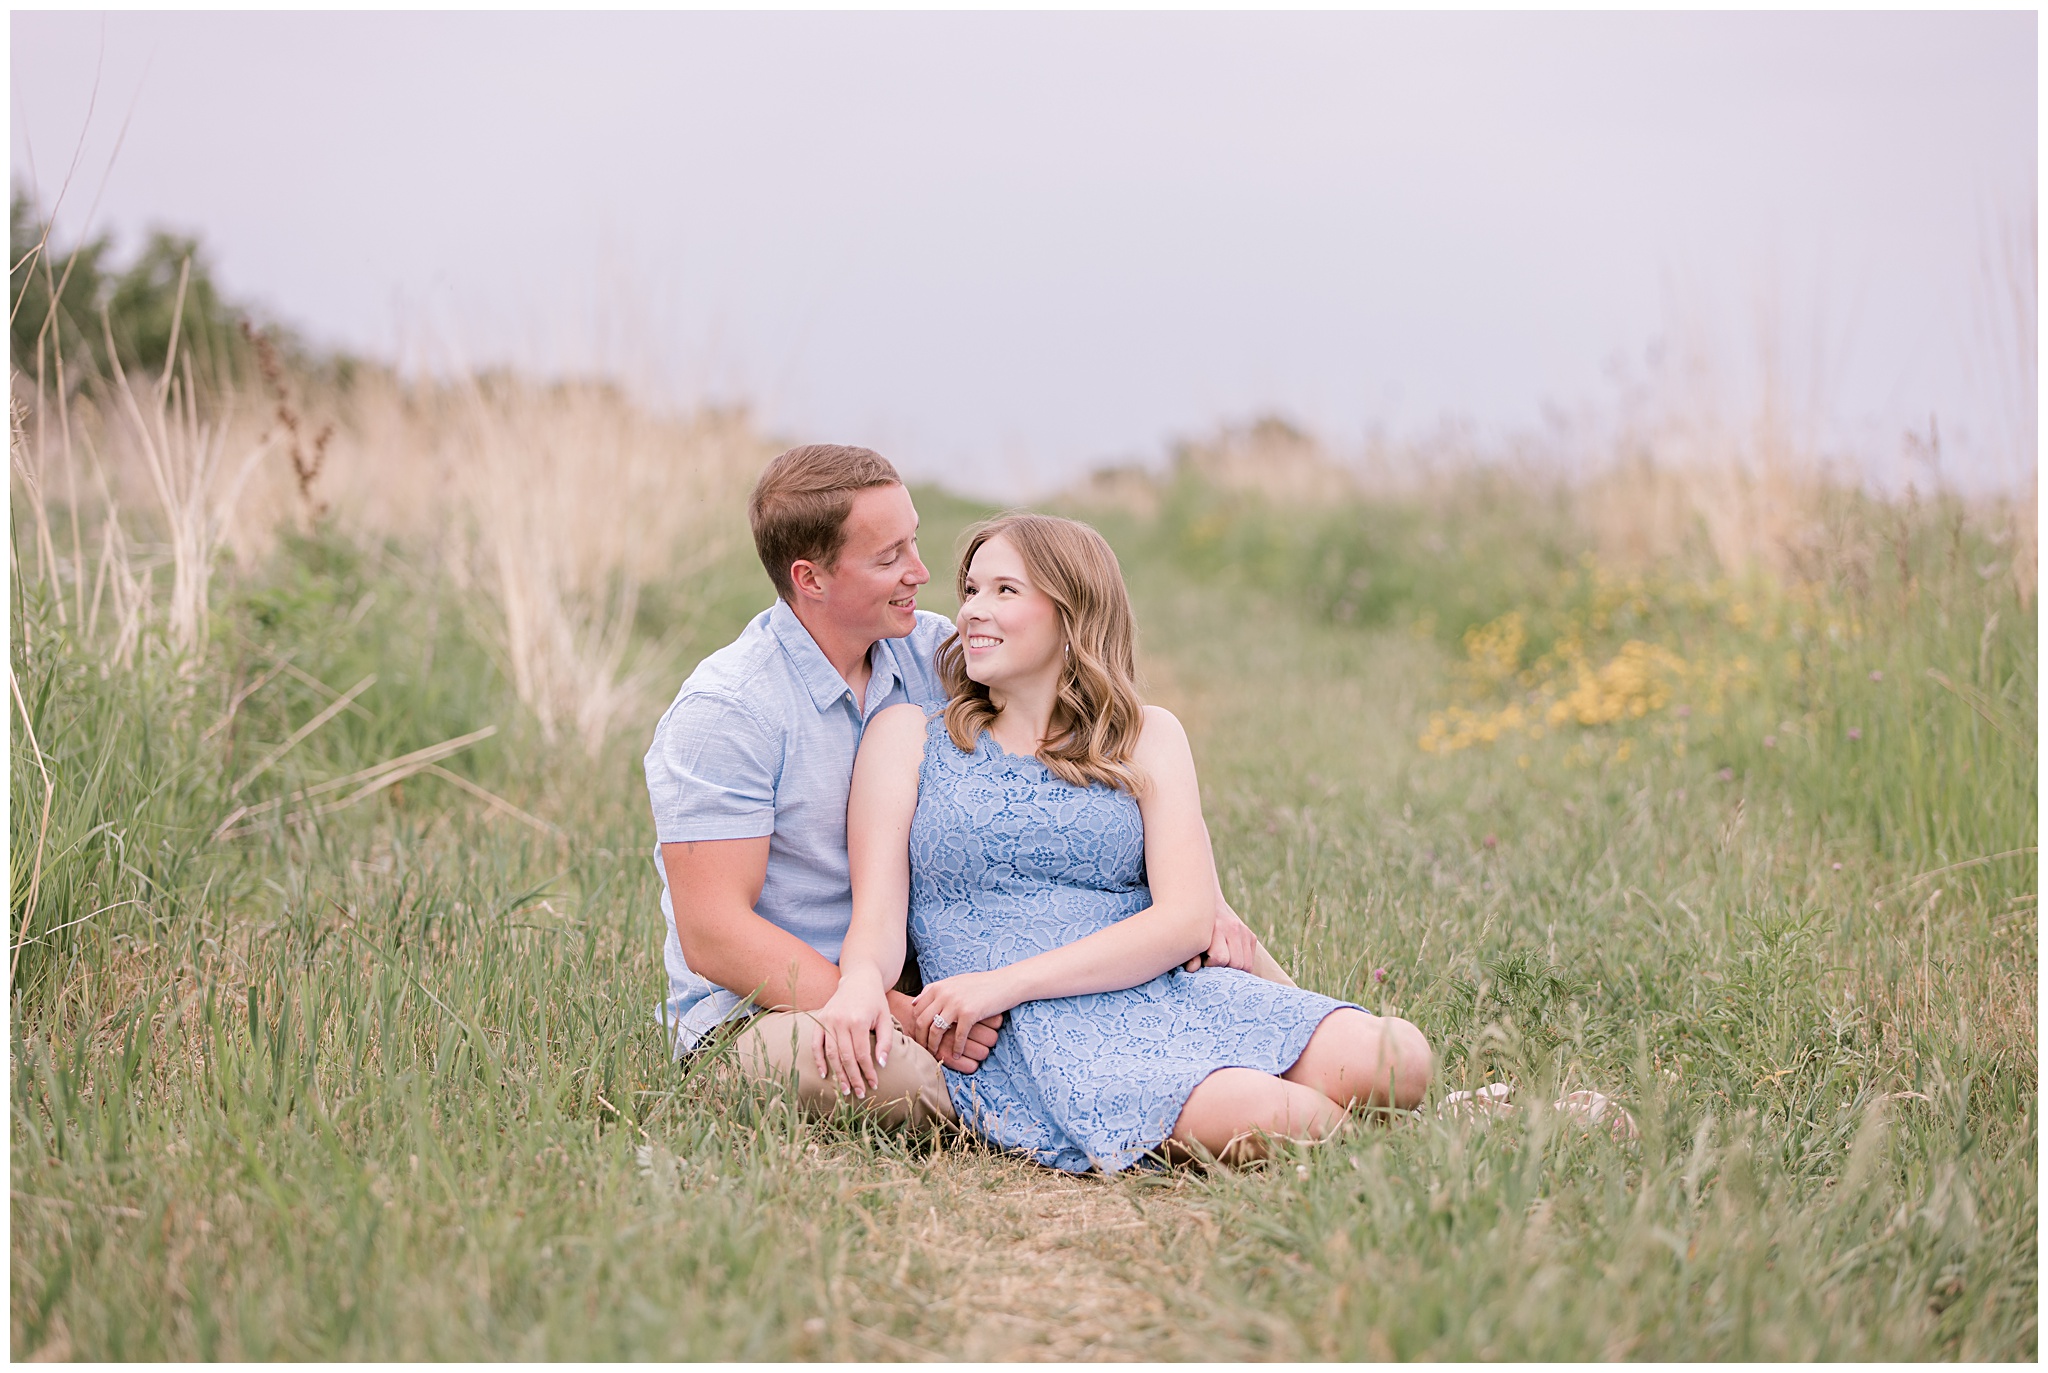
[644,444,1282,1126]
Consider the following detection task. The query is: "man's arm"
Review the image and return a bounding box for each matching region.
[663,836,838,1011]
[1220,893,1298,987]
[1186,816,1297,984]
[661,836,996,1069]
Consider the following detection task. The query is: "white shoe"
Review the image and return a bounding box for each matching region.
[1435,1082,1639,1141]
[1554,1088,1640,1141]
[1436,1082,1516,1121]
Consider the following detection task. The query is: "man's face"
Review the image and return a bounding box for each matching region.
[808,483,929,643]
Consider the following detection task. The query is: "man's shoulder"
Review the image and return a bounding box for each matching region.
[911,607,954,643]
[887,609,955,666]
[651,608,787,734]
[876,609,954,703]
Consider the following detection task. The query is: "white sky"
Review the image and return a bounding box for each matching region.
[10,10,2038,497]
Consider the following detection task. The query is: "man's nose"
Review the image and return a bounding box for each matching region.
[904,549,930,585]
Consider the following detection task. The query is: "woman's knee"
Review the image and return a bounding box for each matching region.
[1294,1009,1434,1110]
[1381,1016,1434,1109]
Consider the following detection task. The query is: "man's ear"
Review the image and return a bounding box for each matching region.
[788,558,829,603]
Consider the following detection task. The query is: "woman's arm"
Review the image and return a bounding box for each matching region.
[914,705,1216,1060]
[811,703,927,1095]
[840,703,927,989]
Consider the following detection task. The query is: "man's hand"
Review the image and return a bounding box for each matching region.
[1187,893,1260,972]
[888,989,999,1073]
[908,971,1017,1065]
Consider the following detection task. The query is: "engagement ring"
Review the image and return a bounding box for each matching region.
[929,1014,953,1032]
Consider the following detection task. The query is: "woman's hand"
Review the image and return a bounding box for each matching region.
[911,970,1018,1064]
[812,971,894,1099]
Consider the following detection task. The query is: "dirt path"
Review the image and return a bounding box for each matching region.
[830,1152,1269,1361]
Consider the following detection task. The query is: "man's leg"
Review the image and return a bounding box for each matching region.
[728,1010,956,1129]
[1209,885,1298,986]
[1249,942,1297,987]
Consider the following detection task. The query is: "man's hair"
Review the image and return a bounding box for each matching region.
[747,444,903,601]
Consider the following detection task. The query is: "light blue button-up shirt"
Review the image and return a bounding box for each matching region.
[644,599,953,1054]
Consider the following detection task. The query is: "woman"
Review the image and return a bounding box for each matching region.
[813,514,1432,1172]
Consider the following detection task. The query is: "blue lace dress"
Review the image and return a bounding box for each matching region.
[907,713,1357,1173]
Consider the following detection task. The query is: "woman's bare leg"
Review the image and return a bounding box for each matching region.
[1163,1014,1433,1166]
[1282,1008,1433,1111]
[1168,1067,1345,1164]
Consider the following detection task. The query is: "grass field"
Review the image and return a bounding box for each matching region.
[9,392,2038,1358]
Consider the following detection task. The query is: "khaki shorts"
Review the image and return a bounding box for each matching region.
[724,1009,957,1129]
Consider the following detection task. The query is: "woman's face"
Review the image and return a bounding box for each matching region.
[957,534,1064,690]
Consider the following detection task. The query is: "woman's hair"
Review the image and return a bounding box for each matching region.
[936,513,1147,794]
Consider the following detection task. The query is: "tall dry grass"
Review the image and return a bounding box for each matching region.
[100,266,278,661]
[10,299,773,755]
[443,379,765,754]
[1081,353,2034,603]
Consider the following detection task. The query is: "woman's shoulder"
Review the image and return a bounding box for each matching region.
[1128,704,1197,795]
[868,700,935,740]
[1133,703,1190,752]
[854,703,937,785]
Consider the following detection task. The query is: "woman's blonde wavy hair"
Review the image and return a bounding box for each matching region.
[936,513,1147,795]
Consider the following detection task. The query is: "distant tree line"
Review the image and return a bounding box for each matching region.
[10,187,341,391]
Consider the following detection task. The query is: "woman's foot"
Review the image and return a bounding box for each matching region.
[1555,1088,1639,1140]
[1435,1083,1639,1140]
[1436,1081,1516,1121]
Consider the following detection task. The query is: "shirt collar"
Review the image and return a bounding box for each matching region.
[866,640,904,712]
[770,599,877,714]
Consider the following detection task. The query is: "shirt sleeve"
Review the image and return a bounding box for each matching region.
[644,693,781,843]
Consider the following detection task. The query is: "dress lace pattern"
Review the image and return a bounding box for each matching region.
[907,711,1355,1173]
